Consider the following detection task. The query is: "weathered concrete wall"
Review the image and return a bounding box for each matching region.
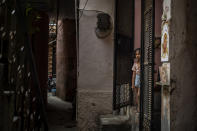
[78,91,112,130]
[170,0,197,130]
[78,0,114,130]
[56,19,76,101]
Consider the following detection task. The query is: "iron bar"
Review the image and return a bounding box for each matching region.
[15,0,48,130]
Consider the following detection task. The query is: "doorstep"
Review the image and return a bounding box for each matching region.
[99,114,131,131]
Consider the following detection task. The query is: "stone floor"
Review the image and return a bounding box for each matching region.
[47,93,77,131]
[100,114,131,131]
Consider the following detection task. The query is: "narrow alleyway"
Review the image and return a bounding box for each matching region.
[47,93,77,131]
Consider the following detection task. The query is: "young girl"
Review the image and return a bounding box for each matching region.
[132,48,141,112]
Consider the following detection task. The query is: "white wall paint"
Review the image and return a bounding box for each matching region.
[79,0,114,18]
[78,0,115,92]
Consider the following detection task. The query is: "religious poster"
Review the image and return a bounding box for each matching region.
[161,22,169,62]
[162,0,171,21]
[159,63,170,85]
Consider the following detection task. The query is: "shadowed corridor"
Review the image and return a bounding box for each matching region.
[47,93,77,131]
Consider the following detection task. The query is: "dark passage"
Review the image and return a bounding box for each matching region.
[47,93,77,131]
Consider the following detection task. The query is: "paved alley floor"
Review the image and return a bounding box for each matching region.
[47,93,77,131]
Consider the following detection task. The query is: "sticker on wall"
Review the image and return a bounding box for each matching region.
[159,63,170,85]
[162,0,171,21]
[161,22,169,62]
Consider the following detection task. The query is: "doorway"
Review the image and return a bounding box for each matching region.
[113,0,134,111]
[47,9,77,131]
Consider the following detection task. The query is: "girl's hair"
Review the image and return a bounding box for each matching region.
[133,48,141,58]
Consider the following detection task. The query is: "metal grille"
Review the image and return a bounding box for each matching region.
[114,83,131,109]
[140,0,155,130]
[0,0,48,130]
[113,34,133,110]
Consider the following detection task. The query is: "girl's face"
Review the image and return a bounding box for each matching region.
[136,50,140,60]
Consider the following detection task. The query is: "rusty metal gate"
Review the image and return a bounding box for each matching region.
[140,0,155,130]
[0,0,48,130]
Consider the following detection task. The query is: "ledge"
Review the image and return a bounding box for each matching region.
[100,114,130,125]
[156,82,170,86]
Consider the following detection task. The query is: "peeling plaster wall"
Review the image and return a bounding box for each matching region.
[78,0,114,130]
[170,0,197,130]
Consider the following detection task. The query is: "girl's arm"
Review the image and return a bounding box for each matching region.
[132,71,136,89]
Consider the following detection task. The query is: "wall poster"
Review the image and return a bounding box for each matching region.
[161,22,169,62]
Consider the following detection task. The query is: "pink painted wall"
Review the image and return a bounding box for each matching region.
[134,0,141,49]
[154,0,163,83]
[155,0,163,37]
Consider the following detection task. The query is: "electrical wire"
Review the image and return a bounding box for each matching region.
[78,0,106,21]
[78,9,105,13]
[79,0,89,20]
